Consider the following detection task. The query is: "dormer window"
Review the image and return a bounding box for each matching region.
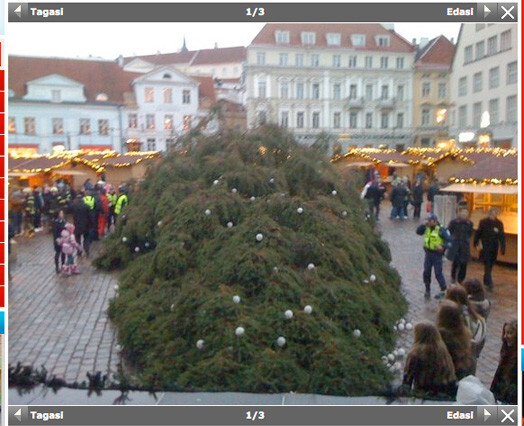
[96,93,109,101]
[376,35,391,47]
[51,89,61,102]
[275,30,290,44]
[351,34,366,47]
[8,89,15,98]
[301,32,316,45]
[163,73,172,79]
[326,33,341,46]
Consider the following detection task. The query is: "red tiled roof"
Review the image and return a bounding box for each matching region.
[451,156,517,182]
[9,56,142,103]
[190,46,246,65]
[415,35,455,68]
[250,24,414,52]
[218,99,245,113]
[124,51,196,66]
[190,76,217,103]
[9,156,71,172]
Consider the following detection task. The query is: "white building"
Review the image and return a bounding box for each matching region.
[246,23,416,149]
[449,23,518,148]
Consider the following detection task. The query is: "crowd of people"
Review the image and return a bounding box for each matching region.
[9,178,130,275]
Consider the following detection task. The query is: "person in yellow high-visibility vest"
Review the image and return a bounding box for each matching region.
[416,214,451,300]
[114,187,129,217]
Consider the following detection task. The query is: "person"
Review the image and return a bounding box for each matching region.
[83,178,94,192]
[411,179,424,220]
[52,209,67,273]
[47,187,60,226]
[23,187,36,237]
[427,178,440,213]
[402,320,457,398]
[447,208,474,284]
[437,300,475,380]
[389,181,408,220]
[402,176,411,217]
[474,208,505,291]
[445,285,486,359]
[71,193,92,257]
[32,187,44,232]
[56,223,82,275]
[114,186,129,220]
[490,320,517,404]
[8,222,15,281]
[361,177,386,220]
[416,214,451,299]
[464,278,491,320]
[9,188,25,236]
[97,188,110,238]
[106,185,117,232]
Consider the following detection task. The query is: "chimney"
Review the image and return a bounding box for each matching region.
[419,37,429,49]
[412,38,417,46]
[214,42,218,49]
[382,23,394,31]
[450,37,455,44]
[117,54,124,67]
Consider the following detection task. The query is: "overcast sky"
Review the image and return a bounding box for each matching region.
[8,22,461,60]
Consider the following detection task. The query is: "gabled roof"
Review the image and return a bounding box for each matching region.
[250,23,415,52]
[123,50,196,66]
[9,55,142,103]
[190,46,246,65]
[450,155,517,184]
[190,76,217,103]
[415,35,455,70]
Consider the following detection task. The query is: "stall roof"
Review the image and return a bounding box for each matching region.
[441,183,518,195]
[9,156,72,173]
[343,149,419,165]
[449,155,517,185]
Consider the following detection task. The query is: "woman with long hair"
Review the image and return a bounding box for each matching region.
[490,320,517,404]
[403,320,457,398]
[437,300,475,380]
[464,278,491,320]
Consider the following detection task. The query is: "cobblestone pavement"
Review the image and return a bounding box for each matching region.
[9,231,120,384]
[377,204,517,387]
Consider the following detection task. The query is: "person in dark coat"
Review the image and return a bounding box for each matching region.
[490,320,517,404]
[427,179,440,213]
[70,194,92,256]
[363,177,386,220]
[447,208,474,284]
[411,179,424,220]
[390,181,408,220]
[52,209,67,273]
[474,208,505,290]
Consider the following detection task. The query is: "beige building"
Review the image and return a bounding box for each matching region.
[413,36,455,147]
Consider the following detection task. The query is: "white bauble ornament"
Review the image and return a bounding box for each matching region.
[134,247,140,253]
[297,207,304,214]
[235,327,245,336]
[393,350,399,357]
[256,233,264,242]
[397,348,406,358]
[269,178,275,184]
[145,242,150,248]
[232,188,238,193]
[280,193,286,197]
[394,362,402,372]
[304,305,313,314]
[406,323,413,330]
[342,210,348,217]
[233,295,241,304]
[399,318,406,324]
[227,222,233,228]
[284,310,293,319]
[276,336,286,347]
[205,209,211,216]
[353,329,361,338]
[381,356,388,364]
[389,366,396,373]
[116,344,122,351]
[196,339,205,349]
[250,196,256,201]
[113,285,119,291]
[363,279,369,284]
[170,304,175,312]
[331,190,337,196]
[273,266,279,272]
[398,323,405,331]
[307,263,315,270]
[370,274,377,282]
[122,237,127,243]
[157,221,162,226]
[388,353,395,362]
[213,180,219,186]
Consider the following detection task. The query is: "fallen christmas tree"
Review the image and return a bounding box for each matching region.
[96,125,407,395]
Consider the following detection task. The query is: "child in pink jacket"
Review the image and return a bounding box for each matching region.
[56,223,82,275]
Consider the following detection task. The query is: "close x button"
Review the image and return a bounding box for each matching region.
[498,406,517,424]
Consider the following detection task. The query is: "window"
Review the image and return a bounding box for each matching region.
[349,84,357,100]
[487,36,498,55]
[380,112,389,129]
[396,113,404,128]
[365,112,373,128]
[365,56,373,68]
[79,118,90,135]
[296,82,304,99]
[52,118,63,135]
[182,89,191,104]
[312,83,320,99]
[301,32,316,45]
[489,99,499,125]
[280,111,289,128]
[351,34,366,47]
[396,57,404,69]
[421,138,431,147]
[312,112,320,128]
[310,54,320,67]
[397,85,404,101]
[295,54,304,67]
[458,77,467,96]
[258,81,267,98]
[475,41,485,60]
[257,111,267,125]
[473,72,482,93]
[279,53,288,66]
[500,30,511,51]
[507,61,517,84]
[333,83,341,100]
[380,57,388,69]
[275,30,290,44]
[473,102,482,127]
[280,81,289,99]
[146,138,156,151]
[376,36,390,47]
[333,112,341,129]
[458,105,467,125]
[296,112,304,128]
[464,45,473,64]
[381,85,389,100]
[256,52,265,65]
[164,115,173,130]
[332,55,341,68]
[165,138,175,150]
[349,112,358,128]
[128,114,138,128]
[438,82,447,98]
[163,73,172,80]
[365,84,373,101]
[422,82,430,97]
[506,95,517,123]
[163,88,172,104]
[98,119,109,136]
[8,117,16,133]
[326,33,341,46]
[51,90,61,102]
[183,115,192,131]
[145,87,154,103]
[345,56,356,68]
[146,114,155,129]
[421,108,430,126]
[489,67,499,89]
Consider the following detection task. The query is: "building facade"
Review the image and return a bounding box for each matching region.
[246,24,416,149]
[449,23,518,148]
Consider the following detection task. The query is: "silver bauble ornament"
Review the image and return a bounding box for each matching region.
[353,329,361,338]
[233,295,241,304]
[256,233,264,242]
[284,310,293,319]
[235,326,245,336]
[304,305,313,314]
[276,336,286,347]
[196,339,205,349]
